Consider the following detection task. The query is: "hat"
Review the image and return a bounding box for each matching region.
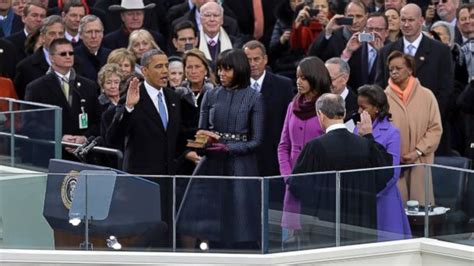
[109,0,156,12]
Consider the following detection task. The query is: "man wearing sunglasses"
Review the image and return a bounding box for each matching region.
[24,38,101,161]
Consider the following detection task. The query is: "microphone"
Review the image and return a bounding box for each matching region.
[72,136,95,159]
[79,136,103,157]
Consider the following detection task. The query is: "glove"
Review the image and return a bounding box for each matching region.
[206,143,229,154]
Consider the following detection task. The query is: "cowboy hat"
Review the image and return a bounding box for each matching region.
[109,0,156,12]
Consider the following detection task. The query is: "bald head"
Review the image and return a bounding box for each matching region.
[400,3,424,42]
[315,93,346,120]
[401,3,422,18]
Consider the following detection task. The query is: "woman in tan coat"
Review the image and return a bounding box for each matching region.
[384,51,442,206]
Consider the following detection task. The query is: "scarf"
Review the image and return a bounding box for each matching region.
[290,20,323,53]
[293,94,316,120]
[388,76,416,105]
[199,27,233,61]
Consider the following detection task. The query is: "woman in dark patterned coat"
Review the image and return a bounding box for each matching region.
[178,49,264,250]
[174,49,215,175]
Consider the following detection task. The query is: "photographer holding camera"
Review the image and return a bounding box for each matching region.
[269,0,331,80]
[308,0,368,62]
[292,0,331,53]
[340,13,389,90]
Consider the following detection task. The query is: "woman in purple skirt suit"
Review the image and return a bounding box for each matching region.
[355,85,411,241]
[277,57,331,241]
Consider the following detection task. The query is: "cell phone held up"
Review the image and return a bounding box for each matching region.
[335,17,353,26]
[184,43,194,51]
[358,32,375,42]
[302,0,319,26]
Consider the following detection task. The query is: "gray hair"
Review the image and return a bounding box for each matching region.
[40,15,64,34]
[200,1,224,15]
[431,21,454,47]
[315,93,346,119]
[79,15,103,34]
[326,57,350,76]
[141,49,166,67]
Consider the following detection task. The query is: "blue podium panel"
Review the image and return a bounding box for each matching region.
[69,170,117,222]
[44,159,162,238]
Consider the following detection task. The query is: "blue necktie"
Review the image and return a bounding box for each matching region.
[252,82,260,92]
[406,44,416,57]
[157,91,167,130]
[368,48,376,72]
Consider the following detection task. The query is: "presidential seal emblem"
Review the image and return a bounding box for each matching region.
[61,170,80,209]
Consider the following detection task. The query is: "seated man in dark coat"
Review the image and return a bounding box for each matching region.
[75,14,111,84]
[288,93,393,248]
[102,0,165,51]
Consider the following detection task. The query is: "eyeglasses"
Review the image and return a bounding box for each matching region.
[55,51,74,57]
[201,12,222,19]
[432,0,447,5]
[330,73,345,81]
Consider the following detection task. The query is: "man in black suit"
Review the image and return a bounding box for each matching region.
[94,0,168,36]
[102,0,165,51]
[375,4,453,114]
[170,20,198,57]
[14,15,65,99]
[24,38,101,160]
[106,49,181,245]
[75,14,110,84]
[243,41,293,209]
[14,15,81,99]
[340,12,389,90]
[0,0,23,37]
[375,3,453,155]
[288,93,392,247]
[243,40,294,203]
[308,1,368,62]
[325,57,358,119]
[61,0,86,47]
[6,1,47,61]
[455,4,470,45]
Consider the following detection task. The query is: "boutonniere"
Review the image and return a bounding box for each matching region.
[77,82,81,87]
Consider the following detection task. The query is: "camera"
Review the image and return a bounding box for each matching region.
[358,32,375,42]
[335,17,353,26]
[302,0,319,26]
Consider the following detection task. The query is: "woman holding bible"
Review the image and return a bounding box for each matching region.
[177,49,264,250]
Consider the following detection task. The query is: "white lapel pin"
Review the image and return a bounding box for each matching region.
[171,103,176,107]
[77,82,81,87]
[0,49,3,53]
[419,56,425,61]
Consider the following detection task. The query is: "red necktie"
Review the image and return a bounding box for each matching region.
[252,0,264,40]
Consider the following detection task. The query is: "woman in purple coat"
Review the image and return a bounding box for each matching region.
[277,57,331,242]
[355,85,411,241]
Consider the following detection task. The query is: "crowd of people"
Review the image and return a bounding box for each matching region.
[1,0,473,250]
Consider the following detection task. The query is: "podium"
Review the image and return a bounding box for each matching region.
[43,159,166,250]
